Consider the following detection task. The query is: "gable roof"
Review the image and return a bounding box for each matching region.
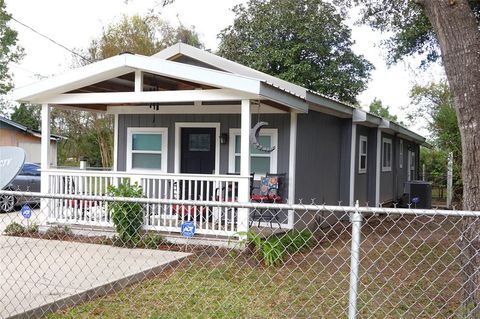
[0,116,62,141]
[12,53,307,112]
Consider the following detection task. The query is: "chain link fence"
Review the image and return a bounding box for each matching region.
[0,189,479,319]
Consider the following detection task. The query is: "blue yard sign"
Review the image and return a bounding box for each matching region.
[181,221,196,237]
[411,197,420,204]
[20,204,32,219]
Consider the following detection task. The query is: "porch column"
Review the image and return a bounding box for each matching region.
[40,104,51,218]
[238,99,251,234]
[287,112,297,228]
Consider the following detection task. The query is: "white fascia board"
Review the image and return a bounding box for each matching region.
[39,89,258,105]
[125,54,262,95]
[153,43,307,97]
[12,55,133,102]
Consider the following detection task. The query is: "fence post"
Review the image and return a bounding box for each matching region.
[348,200,363,319]
[447,152,453,208]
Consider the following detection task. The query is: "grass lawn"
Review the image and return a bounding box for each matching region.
[47,216,463,319]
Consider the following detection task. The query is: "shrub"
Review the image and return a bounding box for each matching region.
[45,225,71,239]
[4,222,26,236]
[26,223,39,234]
[142,232,166,249]
[107,180,144,246]
[244,229,313,266]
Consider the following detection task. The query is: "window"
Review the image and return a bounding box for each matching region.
[358,135,367,174]
[399,140,404,169]
[382,138,393,172]
[229,128,278,178]
[408,150,416,181]
[127,127,168,172]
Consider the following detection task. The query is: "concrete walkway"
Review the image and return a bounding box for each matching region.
[0,236,190,319]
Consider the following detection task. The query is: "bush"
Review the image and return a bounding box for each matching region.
[26,223,39,234]
[246,229,313,266]
[142,232,166,249]
[107,180,144,246]
[4,222,26,236]
[45,225,71,239]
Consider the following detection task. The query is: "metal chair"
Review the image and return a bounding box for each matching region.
[250,173,286,228]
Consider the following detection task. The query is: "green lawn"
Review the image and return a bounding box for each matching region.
[47,217,462,319]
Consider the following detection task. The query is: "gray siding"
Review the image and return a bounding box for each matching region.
[354,125,378,205]
[117,113,290,191]
[395,138,420,198]
[295,110,350,205]
[379,132,395,203]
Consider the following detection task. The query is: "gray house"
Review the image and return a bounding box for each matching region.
[12,43,425,239]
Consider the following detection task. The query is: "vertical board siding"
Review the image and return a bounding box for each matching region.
[295,111,347,205]
[380,132,395,203]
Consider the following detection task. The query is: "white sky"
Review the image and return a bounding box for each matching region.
[5,0,444,128]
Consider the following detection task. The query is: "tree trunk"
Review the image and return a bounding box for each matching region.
[419,0,480,316]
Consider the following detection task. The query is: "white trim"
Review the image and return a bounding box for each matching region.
[113,114,118,171]
[375,129,382,207]
[228,128,278,180]
[407,150,416,181]
[174,122,220,175]
[349,123,357,206]
[381,137,393,172]
[358,135,368,174]
[399,139,404,169]
[38,89,258,105]
[134,70,143,92]
[106,104,287,115]
[288,112,297,204]
[126,127,168,173]
[154,43,307,98]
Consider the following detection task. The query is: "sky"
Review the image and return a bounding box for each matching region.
[5,0,444,128]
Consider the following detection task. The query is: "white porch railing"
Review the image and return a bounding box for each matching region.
[44,169,249,236]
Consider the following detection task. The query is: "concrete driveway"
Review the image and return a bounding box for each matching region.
[0,236,190,319]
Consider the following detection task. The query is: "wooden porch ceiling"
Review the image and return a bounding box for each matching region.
[67,71,216,94]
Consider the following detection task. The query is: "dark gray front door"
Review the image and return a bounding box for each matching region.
[180,128,216,174]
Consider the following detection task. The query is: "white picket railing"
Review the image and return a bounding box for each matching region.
[45,169,248,236]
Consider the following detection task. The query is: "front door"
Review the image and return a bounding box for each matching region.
[180,127,216,174]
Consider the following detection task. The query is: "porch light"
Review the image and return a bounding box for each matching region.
[220,133,228,145]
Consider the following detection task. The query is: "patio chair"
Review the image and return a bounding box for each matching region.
[250,173,286,228]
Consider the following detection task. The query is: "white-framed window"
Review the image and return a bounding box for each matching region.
[126,127,168,172]
[358,135,368,174]
[408,150,416,181]
[399,139,404,169]
[382,137,393,172]
[228,128,278,179]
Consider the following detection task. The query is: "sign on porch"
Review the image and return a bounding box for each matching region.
[0,147,26,190]
[181,221,196,237]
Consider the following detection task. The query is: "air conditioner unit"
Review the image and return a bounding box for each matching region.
[404,181,432,209]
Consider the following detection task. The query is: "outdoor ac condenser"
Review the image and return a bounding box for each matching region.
[404,181,432,209]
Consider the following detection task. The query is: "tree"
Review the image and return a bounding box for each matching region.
[338,0,480,314]
[410,82,462,201]
[217,0,373,105]
[10,104,40,129]
[60,14,203,168]
[368,98,400,123]
[80,14,203,64]
[0,0,23,95]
